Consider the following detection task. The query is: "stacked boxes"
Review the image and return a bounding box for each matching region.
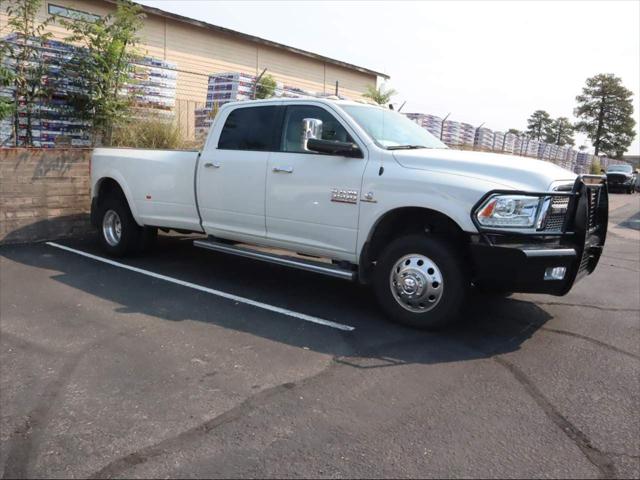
[1,33,177,147]
[460,123,475,147]
[526,139,540,157]
[128,56,178,116]
[492,131,505,151]
[502,133,518,153]
[195,72,257,138]
[195,71,322,137]
[206,72,256,107]
[404,113,443,138]
[474,127,494,150]
[441,120,463,146]
[1,33,91,147]
[575,152,592,174]
[404,108,619,175]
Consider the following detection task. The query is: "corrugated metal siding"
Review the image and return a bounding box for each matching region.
[257,45,325,95]
[1,0,377,103]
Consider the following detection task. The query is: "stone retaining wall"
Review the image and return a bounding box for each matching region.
[0,148,93,244]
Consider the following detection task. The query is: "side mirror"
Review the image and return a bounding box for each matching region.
[300,118,323,151]
[307,138,363,158]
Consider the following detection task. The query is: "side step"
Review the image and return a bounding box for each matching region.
[193,239,357,281]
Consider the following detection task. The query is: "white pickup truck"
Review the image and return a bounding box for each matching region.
[90,98,608,329]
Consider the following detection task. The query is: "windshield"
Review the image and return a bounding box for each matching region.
[342,105,448,150]
[607,165,633,173]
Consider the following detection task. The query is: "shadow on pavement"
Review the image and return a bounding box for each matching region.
[619,211,640,230]
[1,232,553,368]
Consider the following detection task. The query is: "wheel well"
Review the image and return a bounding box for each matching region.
[360,207,469,282]
[91,178,128,227]
[96,178,125,204]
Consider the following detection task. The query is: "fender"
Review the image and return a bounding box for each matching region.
[92,170,143,227]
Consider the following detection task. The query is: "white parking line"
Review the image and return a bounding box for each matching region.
[46,242,355,332]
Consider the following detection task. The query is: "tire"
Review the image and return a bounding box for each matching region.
[97,192,143,257]
[137,226,158,253]
[373,234,469,330]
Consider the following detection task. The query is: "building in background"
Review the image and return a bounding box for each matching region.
[0,0,387,141]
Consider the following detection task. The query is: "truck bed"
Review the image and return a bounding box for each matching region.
[91,148,202,232]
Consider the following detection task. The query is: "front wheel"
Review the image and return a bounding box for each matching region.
[373,235,469,330]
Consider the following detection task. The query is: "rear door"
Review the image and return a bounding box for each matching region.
[265,103,368,259]
[197,104,281,239]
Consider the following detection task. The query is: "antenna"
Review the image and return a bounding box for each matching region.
[397,101,406,112]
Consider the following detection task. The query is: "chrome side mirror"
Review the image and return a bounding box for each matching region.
[301,118,323,151]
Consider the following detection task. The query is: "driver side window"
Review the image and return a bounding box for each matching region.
[280,105,354,153]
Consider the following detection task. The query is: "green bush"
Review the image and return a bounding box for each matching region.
[109,117,187,149]
[590,157,601,174]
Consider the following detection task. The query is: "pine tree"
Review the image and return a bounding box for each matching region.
[574,74,636,158]
[526,110,553,141]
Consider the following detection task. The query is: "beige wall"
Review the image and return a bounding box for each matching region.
[0,0,377,103]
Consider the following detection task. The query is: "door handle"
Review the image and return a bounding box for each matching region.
[204,162,221,168]
[273,166,293,173]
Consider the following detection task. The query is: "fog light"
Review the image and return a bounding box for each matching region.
[544,266,566,281]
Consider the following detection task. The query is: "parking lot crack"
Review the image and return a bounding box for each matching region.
[493,356,616,479]
[88,358,341,479]
[533,301,640,313]
[1,332,128,480]
[540,327,640,361]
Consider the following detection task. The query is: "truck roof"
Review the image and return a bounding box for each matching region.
[221,97,382,109]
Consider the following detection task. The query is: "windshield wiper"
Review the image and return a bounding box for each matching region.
[386,145,428,150]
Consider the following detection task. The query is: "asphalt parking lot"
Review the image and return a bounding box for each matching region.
[1,193,639,479]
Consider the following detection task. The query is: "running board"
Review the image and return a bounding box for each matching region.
[193,239,357,281]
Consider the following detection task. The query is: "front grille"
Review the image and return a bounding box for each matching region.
[543,196,570,232]
[587,188,600,232]
[607,174,627,184]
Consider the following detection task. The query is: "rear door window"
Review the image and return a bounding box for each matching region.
[218,106,279,151]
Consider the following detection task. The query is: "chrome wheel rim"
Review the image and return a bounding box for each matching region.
[389,254,444,313]
[102,209,122,247]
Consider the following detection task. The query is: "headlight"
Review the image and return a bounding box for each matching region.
[476,195,542,228]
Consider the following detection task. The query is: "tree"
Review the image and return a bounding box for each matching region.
[4,0,54,146]
[61,0,144,144]
[254,74,276,99]
[507,128,521,135]
[526,110,553,141]
[0,40,15,124]
[574,73,636,158]
[545,117,574,146]
[362,83,397,105]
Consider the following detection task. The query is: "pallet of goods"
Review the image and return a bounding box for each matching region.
[1,33,178,147]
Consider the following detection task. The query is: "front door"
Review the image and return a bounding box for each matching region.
[265,104,368,259]
[197,104,280,239]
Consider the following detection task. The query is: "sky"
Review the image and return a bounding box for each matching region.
[137,0,640,155]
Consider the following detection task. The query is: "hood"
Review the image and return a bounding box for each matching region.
[392,148,577,191]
